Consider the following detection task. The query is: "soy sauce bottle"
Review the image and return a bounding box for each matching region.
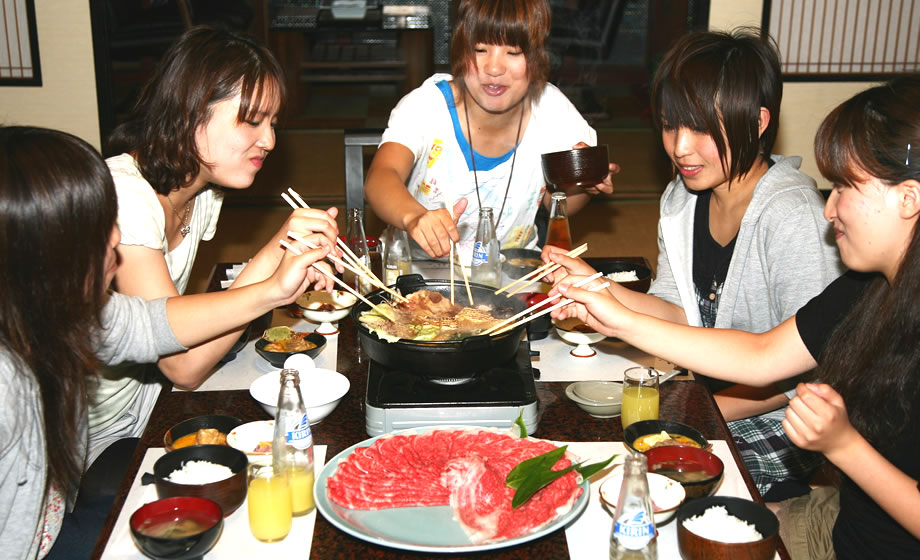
[273,369,315,516]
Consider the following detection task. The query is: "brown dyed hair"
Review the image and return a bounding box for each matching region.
[0,126,118,493]
[106,26,286,195]
[450,0,551,99]
[651,28,782,184]
[813,75,920,451]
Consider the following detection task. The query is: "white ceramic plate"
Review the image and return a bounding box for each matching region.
[227,420,274,464]
[314,426,590,553]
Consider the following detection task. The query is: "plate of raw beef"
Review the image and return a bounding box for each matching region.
[316,425,589,552]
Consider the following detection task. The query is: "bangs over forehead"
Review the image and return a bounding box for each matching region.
[465,1,536,50]
[236,75,283,123]
[653,57,725,134]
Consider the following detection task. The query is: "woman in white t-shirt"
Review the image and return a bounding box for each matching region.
[365,0,618,261]
[92,27,341,467]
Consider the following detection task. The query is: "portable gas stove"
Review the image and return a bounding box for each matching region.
[365,339,539,436]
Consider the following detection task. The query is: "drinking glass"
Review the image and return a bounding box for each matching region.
[621,367,659,429]
[247,464,292,542]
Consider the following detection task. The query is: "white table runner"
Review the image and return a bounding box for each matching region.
[178,309,338,392]
[532,330,677,382]
[563,441,778,560]
[101,446,326,559]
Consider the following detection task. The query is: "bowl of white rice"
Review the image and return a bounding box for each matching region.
[676,496,779,560]
[143,445,248,517]
[591,260,652,293]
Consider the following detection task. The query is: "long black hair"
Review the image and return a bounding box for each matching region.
[815,75,920,451]
[0,126,117,491]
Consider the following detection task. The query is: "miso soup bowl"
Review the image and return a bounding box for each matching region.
[130,496,223,560]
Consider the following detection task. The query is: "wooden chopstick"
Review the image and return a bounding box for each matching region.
[279,238,394,321]
[490,281,611,336]
[286,231,408,304]
[282,190,408,303]
[481,272,603,336]
[494,243,587,295]
[500,243,588,298]
[450,250,474,306]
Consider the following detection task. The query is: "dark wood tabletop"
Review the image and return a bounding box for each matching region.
[91,260,790,559]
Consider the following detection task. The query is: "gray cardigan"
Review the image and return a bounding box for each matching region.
[649,155,844,334]
[0,295,184,559]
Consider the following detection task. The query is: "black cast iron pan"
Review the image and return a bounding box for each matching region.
[351,274,527,377]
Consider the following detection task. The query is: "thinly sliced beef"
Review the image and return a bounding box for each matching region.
[325,428,583,543]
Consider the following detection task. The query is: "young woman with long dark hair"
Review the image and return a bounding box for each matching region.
[0,126,329,559]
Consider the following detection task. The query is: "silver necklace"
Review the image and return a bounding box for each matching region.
[166,193,192,237]
[463,88,525,233]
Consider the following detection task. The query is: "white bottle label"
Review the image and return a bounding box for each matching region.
[472,241,488,266]
[613,510,655,550]
[285,413,313,450]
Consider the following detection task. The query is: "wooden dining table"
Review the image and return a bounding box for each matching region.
[91,259,790,559]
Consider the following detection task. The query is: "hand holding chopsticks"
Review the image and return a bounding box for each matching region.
[495,243,588,297]
[279,236,395,321]
[481,272,603,336]
[283,188,409,304]
[488,278,611,336]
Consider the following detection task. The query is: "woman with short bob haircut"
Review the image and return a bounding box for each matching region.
[544,28,842,500]
[651,27,782,185]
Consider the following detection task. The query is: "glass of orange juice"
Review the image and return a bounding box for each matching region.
[621,367,659,429]
[247,464,292,542]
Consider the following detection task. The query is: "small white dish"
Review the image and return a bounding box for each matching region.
[227,420,274,465]
[297,290,357,335]
[600,468,686,525]
[565,381,623,418]
[553,319,606,357]
[249,367,350,422]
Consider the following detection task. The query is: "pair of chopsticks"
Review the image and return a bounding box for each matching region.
[495,243,588,297]
[443,196,474,306]
[482,272,603,336]
[279,231,395,321]
[486,275,610,337]
[281,188,408,304]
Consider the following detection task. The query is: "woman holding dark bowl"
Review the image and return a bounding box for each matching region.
[551,77,920,560]
[0,126,330,559]
[364,0,618,263]
[544,29,843,502]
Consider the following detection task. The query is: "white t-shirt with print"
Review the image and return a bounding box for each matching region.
[381,74,597,263]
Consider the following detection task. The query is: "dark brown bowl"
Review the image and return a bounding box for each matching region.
[677,496,779,560]
[143,445,248,516]
[254,331,326,368]
[592,260,653,293]
[130,496,223,560]
[501,248,544,280]
[162,415,243,452]
[646,445,724,500]
[541,144,609,187]
[623,419,709,453]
